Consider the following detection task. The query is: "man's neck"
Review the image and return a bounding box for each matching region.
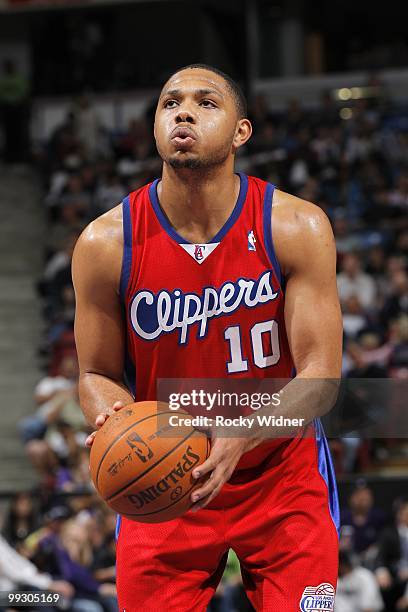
[156,163,240,244]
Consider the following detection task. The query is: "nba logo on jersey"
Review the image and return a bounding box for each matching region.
[299,583,335,611]
[194,245,205,261]
[248,230,256,251]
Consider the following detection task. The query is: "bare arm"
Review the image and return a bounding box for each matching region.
[252,190,343,436]
[276,191,342,380]
[71,205,134,430]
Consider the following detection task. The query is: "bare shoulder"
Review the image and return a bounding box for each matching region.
[76,203,123,250]
[72,204,123,290]
[272,189,332,238]
[272,189,335,275]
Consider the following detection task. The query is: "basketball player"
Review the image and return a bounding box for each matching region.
[72,64,342,611]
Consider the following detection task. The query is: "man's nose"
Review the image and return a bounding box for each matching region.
[175,109,195,124]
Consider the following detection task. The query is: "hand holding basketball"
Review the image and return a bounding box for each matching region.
[85,401,125,447]
[89,401,210,523]
[190,435,261,511]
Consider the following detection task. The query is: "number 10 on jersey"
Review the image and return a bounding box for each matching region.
[224,319,280,373]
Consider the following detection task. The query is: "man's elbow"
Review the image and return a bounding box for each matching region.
[79,369,123,383]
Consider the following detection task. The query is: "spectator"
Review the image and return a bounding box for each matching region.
[338,253,377,311]
[345,331,391,377]
[365,247,388,296]
[381,271,408,329]
[0,533,73,610]
[377,172,408,211]
[58,174,92,220]
[335,550,384,611]
[338,253,377,338]
[19,382,88,498]
[115,117,153,160]
[72,95,106,162]
[94,171,127,213]
[341,482,386,561]
[91,513,116,585]
[375,499,408,612]
[333,214,362,258]
[1,492,39,551]
[395,230,408,260]
[38,232,79,304]
[34,355,78,405]
[33,516,117,612]
[20,384,80,444]
[388,316,408,378]
[47,111,81,171]
[55,445,91,494]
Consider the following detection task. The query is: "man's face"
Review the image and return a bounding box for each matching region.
[350,487,373,513]
[154,68,245,170]
[343,254,360,276]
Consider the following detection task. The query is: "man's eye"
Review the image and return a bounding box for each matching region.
[201,100,216,108]
[164,100,178,109]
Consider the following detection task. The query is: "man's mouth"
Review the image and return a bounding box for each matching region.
[170,127,196,149]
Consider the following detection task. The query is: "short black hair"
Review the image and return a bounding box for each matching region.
[167,63,247,119]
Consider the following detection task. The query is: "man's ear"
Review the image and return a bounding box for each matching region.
[232,119,253,151]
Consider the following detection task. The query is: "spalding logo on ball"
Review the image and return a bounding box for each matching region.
[89,401,210,523]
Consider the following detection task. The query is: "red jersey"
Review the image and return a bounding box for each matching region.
[120,172,300,470]
[121,173,293,394]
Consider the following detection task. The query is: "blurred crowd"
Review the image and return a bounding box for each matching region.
[336,483,408,612]
[0,76,407,612]
[0,492,118,612]
[2,481,408,612]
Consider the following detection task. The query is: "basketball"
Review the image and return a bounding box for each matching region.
[89,401,210,523]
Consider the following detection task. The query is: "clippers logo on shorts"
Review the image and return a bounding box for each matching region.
[299,583,335,611]
[126,432,153,463]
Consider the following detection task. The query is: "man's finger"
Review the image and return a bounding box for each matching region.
[92,402,126,431]
[191,481,223,512]
[85,431,97,447]
[192,437,226,479]
[191,468,224,503]
[113,401,124,411]
[95,413,108,428]
[192,454,218,480]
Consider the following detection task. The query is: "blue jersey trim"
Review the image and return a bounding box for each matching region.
[149,179,184,244]
[119,195,132,303]
[117,197,135,546]
[120,196,136,396]
[314,418,340,537]
[123,340,136,398]
[115,514,121,541]
[148,172,248,245]
[262,183,282,285]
